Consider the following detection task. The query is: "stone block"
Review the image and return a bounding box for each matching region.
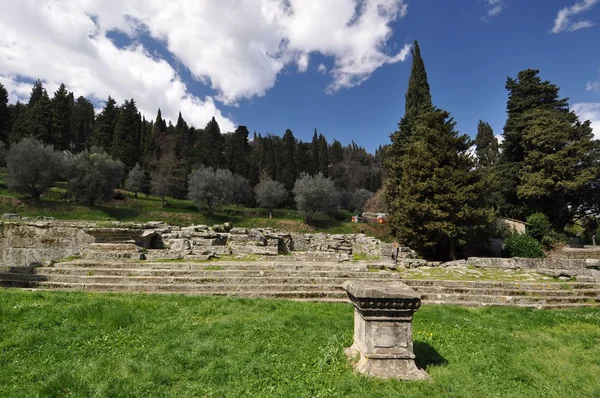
[343,281,429,381]
[230,227,249,235]
[2,213,21,220]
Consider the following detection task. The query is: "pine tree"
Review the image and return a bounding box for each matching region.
[92,97,119,152]
[51,84,74,151]
[142,119,158,170]
[329,139,344,164]
[517,108,599,229]
[112,99,141,169]
[295,142,312,176]
[71,96,95,153]
[474,120,499,168]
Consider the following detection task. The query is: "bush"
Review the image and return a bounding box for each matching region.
[525,213,552,242]
[254,178,288,217]
[349,189,374,213]
[504,233,545,258]
[6,137,63,198]
[293,173,340,222]
[67,148,124,206]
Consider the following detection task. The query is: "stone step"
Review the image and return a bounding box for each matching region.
[3,272,598,298]
[419,292,600,305]
[56,260,369,272]
[402,279,600,290]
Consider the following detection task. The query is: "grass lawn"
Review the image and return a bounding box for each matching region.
[0,169,390,240]
[1,290,599,397]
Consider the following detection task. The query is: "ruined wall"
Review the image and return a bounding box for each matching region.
[0,220,408,266]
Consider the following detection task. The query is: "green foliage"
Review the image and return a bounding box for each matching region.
[525,213,552,242]
[188,166,249,212]
[254,178,288,214]
[3,291,600,397]
[474,120,499,168]
[72,96,95,153]
[196,117,224,168]
[11,80,52,144]
[124,163,147,197]
[91,96,119,152]
[67,148,124,206]
[50,83,74,151]
[0,82,9,144]
[293,173,340,222]
[6,137,64,198]
[112,99,141,169]
[504,233,545,258]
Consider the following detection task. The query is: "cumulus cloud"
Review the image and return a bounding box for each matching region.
[573,103,600,140]
[552,0,599,33]
[317,64,328,74]
[0,1,236,131]
[0,0,411,116]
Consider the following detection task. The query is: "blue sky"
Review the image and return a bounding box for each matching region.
[1,0,599,152]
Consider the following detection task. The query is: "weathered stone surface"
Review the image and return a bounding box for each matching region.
[443,259,467,267]
[343,281,429,381]
[2,214,21,220]
[230,228,249,235]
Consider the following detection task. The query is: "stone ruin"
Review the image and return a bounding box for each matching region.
[0,219,416,267]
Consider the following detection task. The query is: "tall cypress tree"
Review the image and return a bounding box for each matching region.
[318,134,329,176]
[51,84,74,151]
[72,96,95,153]
[196,117,223,168]
[112,99,140,169]
[280,129,298,190]
[310,129,320,175]
[295,141,312,176]
[0,83,9,144]
[474,120,499,168]
[385,40,433,221]
[92,96,119,152]
[12,80,52,143]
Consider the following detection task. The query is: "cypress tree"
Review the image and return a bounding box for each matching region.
[112,99,140,169]
[295,142,312,176]
[474,120,499,168]
[197,117,223,168]
[51,84,74,151]
[12,80,52,144]
[384,40,433,225]
[0,83,9,144]
[389,109,494,260]
[329,139,344,164]
[92,97,119,152]
[224,125,251,178]
[318,134,329,176]
[310,129,320,174]
[72,96,95,153]
[280,129,298,190]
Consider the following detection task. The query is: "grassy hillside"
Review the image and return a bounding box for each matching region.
[1,290,599,397]
[0,170,390,239]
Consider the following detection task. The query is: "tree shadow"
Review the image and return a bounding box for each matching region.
[413,341,448,370]
[97,206,141,220]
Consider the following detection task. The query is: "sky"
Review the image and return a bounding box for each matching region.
[1,0,599,152]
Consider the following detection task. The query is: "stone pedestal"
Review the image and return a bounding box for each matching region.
[342,281,429,381]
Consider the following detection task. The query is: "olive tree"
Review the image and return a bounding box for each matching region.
[254,178,288,218]
[124,163,147,198]
[188,166,249,212]
[350,189,374,213]
[6,137,63,198]
[67,148,124,206]
[293,173,340,222]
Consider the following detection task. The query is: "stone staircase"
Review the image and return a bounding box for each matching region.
[2,255,600,309]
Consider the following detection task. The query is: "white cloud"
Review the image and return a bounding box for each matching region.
[573,103,600,140]
[0,1,236,132]
[484,0,506,18]
[297,53,310,73]
[587,80,600,94]
[551,0,599,33]
[317,64,328,74]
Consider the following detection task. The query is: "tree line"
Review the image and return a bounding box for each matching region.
[383,41,600,260]
[0,79,383,214]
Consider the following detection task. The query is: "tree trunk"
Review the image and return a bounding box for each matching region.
[449,240,456,261]
[134,191,138,198]
[593,235,597,246]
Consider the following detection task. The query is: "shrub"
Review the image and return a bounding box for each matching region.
[293,173,340,222]
[67,148,124,206]
[525,213,552,242]
[6,137,63,198]
[124,163,147,198]
[349,189,374,213]
[504,233,545,258]
[254,178,288,218]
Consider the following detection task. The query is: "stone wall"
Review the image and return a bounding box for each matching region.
[0,220,412,266]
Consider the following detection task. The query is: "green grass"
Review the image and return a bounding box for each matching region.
[0,169,390,240]
[1,290,599,397]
